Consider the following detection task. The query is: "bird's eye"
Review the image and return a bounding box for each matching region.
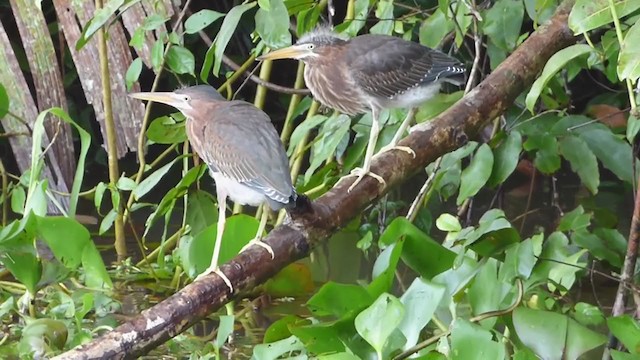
[307,44,315,50]
[182,95,190,102]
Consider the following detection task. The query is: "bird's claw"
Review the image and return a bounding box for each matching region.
[240,238,275,259]
[347,167,386,192]
[376,144,416,158]
[195,266,234,292]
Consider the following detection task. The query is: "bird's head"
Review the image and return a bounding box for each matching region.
[257,27,348,63]
[129,85,225,119]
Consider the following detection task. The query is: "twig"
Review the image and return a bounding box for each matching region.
[406,157,442,222]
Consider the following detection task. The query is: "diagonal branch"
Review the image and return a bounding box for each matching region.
[54,1,577,358]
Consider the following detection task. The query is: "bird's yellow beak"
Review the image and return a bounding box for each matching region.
[257,45,307,61]
[128,92,183,107]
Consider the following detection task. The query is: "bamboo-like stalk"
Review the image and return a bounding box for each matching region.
[0,157,7,226]
[96,0,126,258]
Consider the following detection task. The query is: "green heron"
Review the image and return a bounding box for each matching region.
[258,28,466,191]
[130,85,297,291]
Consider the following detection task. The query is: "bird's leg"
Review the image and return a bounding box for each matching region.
[345,108,386,192]
[239,205,275,258]
[375,107,417,158]
[195,190,233,292]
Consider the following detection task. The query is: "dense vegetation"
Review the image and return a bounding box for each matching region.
[0,0,639,358]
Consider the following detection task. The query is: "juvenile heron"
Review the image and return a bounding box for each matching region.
[130,85,297,291]
[258,28,466,191]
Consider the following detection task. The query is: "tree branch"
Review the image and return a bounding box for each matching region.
[54,1,577,358]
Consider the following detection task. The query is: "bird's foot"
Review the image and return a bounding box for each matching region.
[240,237,275,259]
[195,266,234,292]
[375,144,416,158]
[346,167,386,192]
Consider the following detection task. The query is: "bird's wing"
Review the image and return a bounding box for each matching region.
[348,35,465,99]
[191,101,295,205]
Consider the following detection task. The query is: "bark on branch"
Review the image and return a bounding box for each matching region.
[55,1,577,358]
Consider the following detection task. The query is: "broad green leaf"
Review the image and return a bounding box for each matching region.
[436,213,462,232]
[304,114,350,183]
[256,0,292,49]
[151,40,164,72]
[166,46,195,75]
[525,44,593,112]
[513,307,567,360]
[264,263,315,297]
[36,216,90,270]
[264,315,304,343]
[559,135,599,194]
[185,190,218,237]
[0,82,8,118]
[579,127,633,183]
[569,0,640,34]
[607,315,640,354]
[355,293,405,356]
[215,315,235,348]
[318,353,361,360]
[498,234,541,282]
[450,319,505,360]
[76,0,125,50]
[574,302,605,327]
[370,0,394,35]
[488,130,522,187]
[287,114,328,155]
[379,217,456,278]
[523,134,560,174]
[565,317,608,359]
[132,157,182,200]
[99,208,117,235]
[420,9,451,48]
[0,216,40,293]
[626,114,640,143]
[184,9,224,34]
[457,143,493,205]
[81,242,113,289]
[483,0,525,51]
[252,335,306,359]
[557,206,590,233]
[125,58,143,91]
[202,2,256,80]
[307,282,373,317]
[116,176,136,191]
[334,0,369,36]
[468,259,503,329]
[611,350,640,360]
[367,240,404,298]
[618,20,640,81]
[178,214,258,278]
[19,318,68,355]
[146,115,187,144]
[11,185,26,214]
[398,279,445,350]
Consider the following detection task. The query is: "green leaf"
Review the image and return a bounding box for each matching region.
[370,0,395,35]
[133,157,182,200]
[184,9,224,34]
[125,58,143,91]
[398,279,445,350]
[256,0,292,49]
[305,114,350,183]
[19,318,68,355]
[559,135,599,194]
[569,0,640,34]
[468,259,503,329]
[419,9,451,48]
[287,114,328,155]
[307,282,373,318]
[166,46,195,75]
[379,217,456,278]
[76,0,125,50]
[367,240,404,298]
[0,216,40,293]
[36,216,90,270]
[457,143,493,205]
[146,115,187,144]
[151,39,164,72]
[81,242,113,289]
[607,315,640,354]
[578,127,634,183]
[355,293,405,357]
[334,0,369,36]
[215,315,235,349]
[0,82,9,118]
[202,2,256,79]
[574,302,605,327]
[178,214,259,278]
[557,206,591,232]
[618,20,640,81]
[626,114,640,143]
[185,190,218,237]
[99,209,117,235]
[525,44,593,112]
[264,263,315,297]
[253,335,306,359]
[523,134,560,174]
[436,213,462,232]
[483,0,525,51]
[450,319,505,360]
[488,130,522,187]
